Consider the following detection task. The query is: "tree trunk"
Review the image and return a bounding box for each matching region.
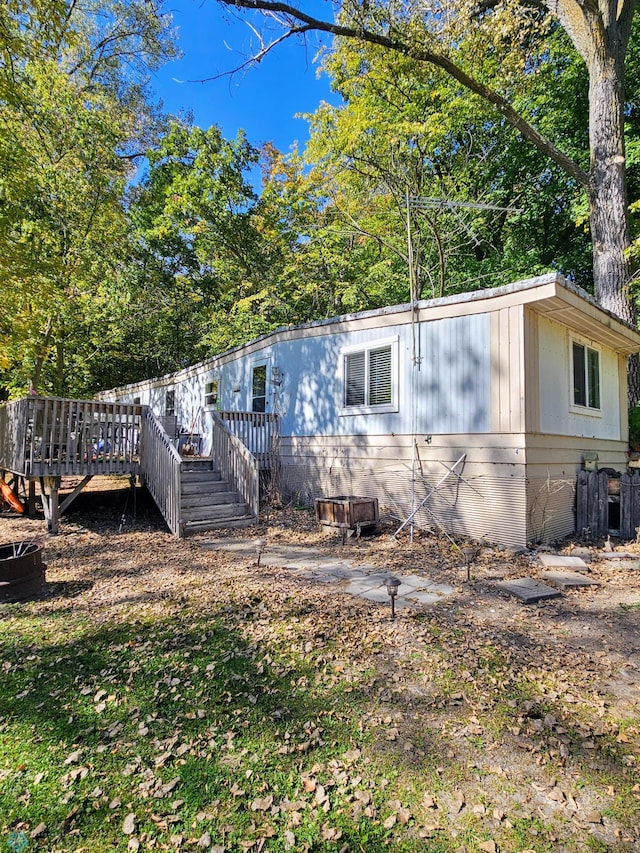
[586,20,638,405]
[588,46,635,326]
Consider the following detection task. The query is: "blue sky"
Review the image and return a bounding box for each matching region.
[153,0,337,153]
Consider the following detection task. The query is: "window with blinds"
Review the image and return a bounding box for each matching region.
[343,341,396,411]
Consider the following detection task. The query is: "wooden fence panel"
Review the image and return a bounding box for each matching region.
[621,470,640,539]
[576,469,609,540]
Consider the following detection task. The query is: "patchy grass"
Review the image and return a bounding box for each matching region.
[0,502,639,852]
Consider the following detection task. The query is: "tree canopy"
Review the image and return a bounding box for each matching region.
[213,0,639,324]
[2,0,640,400]
[0,0,177,397]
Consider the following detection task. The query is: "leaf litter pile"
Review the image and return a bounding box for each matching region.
[0,483,639,852]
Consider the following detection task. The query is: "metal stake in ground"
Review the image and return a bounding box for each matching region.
[384,576,401,618]
[461,546,479,582]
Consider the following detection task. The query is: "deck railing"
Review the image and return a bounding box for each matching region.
[0,398,30,476]
[139,409,183,536]
[219,411,279,468]
[0,396,143,478]
[211,412,259,519]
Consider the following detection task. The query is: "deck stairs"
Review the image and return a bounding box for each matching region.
[0,396,268,537]
[179,458,256,535]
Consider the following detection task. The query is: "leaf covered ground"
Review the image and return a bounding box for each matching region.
[0,482,639,853]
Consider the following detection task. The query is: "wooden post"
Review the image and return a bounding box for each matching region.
[28,479,36,516]
[40,476,61,534]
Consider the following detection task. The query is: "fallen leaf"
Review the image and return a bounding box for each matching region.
[422,793,436,810]
[251,796,274,812]
[320,824,342,841]
[30,823,46,839]
[122,813,136,835]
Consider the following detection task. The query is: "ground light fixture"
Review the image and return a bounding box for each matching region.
[384,576,401,618]
[255,538,267,567]
[461,545,478,582]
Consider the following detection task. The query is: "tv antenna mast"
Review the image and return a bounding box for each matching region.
[403,193,522,540]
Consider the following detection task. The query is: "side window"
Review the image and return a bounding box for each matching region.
[572,341,600,409]
[341,338,397,413]
[165,390,175,416]
[204,379,219,408]
[252,364,267,413]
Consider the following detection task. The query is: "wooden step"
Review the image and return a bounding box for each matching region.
[180,491,240,510]
[181,501,250,523]
[180,457,215,472]
[182,514,257,535]
[181,469,222,484]
[181,479,229,496]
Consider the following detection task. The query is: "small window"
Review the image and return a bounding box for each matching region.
[165,390,175,416]
[572,341,600,409]
[205,379,219,408]
[252,364,267,413]
[341,339,397,413]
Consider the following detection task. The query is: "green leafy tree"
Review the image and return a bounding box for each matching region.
[214,0,639,326]
[123,121,289,372]
[0,0,177,398]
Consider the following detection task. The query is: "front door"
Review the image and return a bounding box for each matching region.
[251,364,267,413]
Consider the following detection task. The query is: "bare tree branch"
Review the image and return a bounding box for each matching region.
[214,0,590,189]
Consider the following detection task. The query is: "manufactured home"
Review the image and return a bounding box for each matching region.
[90,273,639,548]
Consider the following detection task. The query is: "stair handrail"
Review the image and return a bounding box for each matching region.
[139,407,182,536]
[210,411,259,519]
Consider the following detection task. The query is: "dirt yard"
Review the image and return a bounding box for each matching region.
[1,478,639,852]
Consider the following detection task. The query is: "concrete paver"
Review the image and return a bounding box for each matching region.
[201,539,456,608]
[537,554,589,570]
[541,570,600,589]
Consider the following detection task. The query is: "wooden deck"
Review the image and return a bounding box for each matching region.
[0,396,143,479]
[0,396,278,536]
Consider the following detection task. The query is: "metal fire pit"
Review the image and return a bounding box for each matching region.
[0,542,46,602]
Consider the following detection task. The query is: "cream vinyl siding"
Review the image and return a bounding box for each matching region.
[490,306,525,434]
[538,315,621,438]
[280,432,528,548]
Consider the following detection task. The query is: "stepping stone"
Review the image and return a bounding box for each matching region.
[323,567,367,581]
[541,570,600,589]
[360,590,414,609]
[403,589,447,605]
[396,573,435,589]
[600,559,640,571]
[570,547,592,562]
[344,576,390,595]
[598,552,638,560]
[537,554,589,570]
[496,578,562,603]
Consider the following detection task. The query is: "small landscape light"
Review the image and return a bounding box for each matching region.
[255,538,267,567]
[461,546,478,582]
[384,576,401,619]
